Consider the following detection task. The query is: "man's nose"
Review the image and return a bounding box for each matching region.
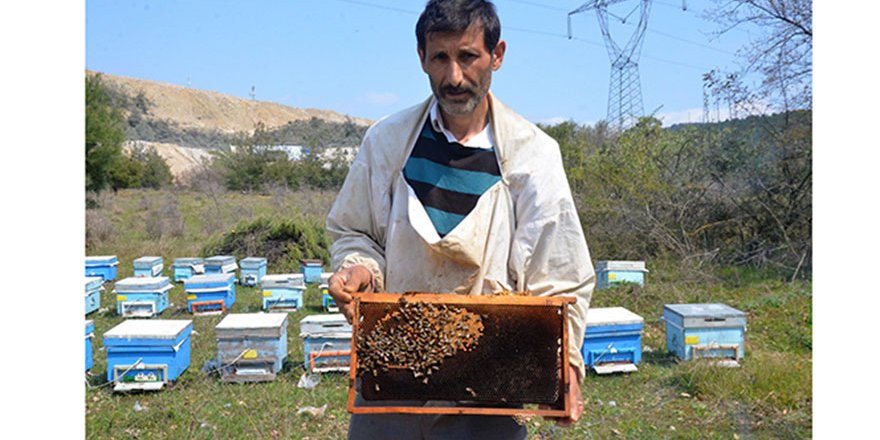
[445,61,464,86]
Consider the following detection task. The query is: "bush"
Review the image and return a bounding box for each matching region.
[202,216,332,272]
[86,210,114,249]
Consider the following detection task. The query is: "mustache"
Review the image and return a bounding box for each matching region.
[440,84,475,95]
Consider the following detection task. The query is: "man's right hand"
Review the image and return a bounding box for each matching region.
[328,265,376,324]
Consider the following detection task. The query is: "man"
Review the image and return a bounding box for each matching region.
[327,1,595,438]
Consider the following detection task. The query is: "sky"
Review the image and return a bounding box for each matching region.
[86,0,760,126]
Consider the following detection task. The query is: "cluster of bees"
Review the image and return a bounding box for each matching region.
[357,301,485,384]
[493,289,532,296]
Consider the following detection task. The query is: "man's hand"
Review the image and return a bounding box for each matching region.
[542,365,584,427]
[328,265,375,324]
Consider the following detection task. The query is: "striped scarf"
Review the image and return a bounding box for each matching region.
[403,120,501,237]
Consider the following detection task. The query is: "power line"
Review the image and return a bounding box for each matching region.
[322,0,714,71]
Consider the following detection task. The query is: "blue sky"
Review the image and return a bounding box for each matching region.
[86,0,759,126]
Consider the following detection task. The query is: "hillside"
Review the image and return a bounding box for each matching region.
[89,70,372,181]
[89,70,371,133]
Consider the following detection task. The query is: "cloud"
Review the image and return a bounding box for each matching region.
[655,107,716,126]
[360,91,400,107]
[657,101,775,126]
[537,116,573,126]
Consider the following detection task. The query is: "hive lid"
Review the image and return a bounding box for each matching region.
[262,273,305,287]
[299,313,351,336]
[300,313,348,324]
[595,260,647,272]
[173,258,204,266]
[134,256,163,266]
[216,313,288,330]
[664,303,745,318]
[240,257,267,267]
[206,255,236,265]
[585,307,644,327]
[85,320,94,332]
[104,319,192,339]
[86,255,118,265]
[301,259,323,266]
[114,276,171,291]
[185,273,236,285]
[85,277,104,289]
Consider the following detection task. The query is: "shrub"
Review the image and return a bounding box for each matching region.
[202,216,332,272]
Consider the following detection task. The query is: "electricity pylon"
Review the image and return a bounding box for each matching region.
[569,1,652,130]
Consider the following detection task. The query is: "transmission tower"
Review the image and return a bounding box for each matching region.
[569,0,652,130]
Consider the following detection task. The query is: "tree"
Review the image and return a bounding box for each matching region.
[85,74,126,194]
[703,0,812,278]
[703,0,812,115]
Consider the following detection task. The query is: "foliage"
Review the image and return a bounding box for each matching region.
[211,122,351,192]
[201,215,332,273]
[107,144,174,190]
[544,111,811,279]
[85,74,126,194]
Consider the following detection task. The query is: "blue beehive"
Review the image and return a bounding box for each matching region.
[215,313,288,382]
[239,257,268,286]
[114,276,172,318]
[184,273,236,315]
[85,276,104,315]
[663,303,746,365]
[300,259,324,284]
[171,258,205,282]
[205,255,238,278]
[134,256,164,277]
[582,307,644,374]
[596,260,648,289]
[261,274,305,312]
[103,319,193,392]
[319,272,337,312]
[299,314,352,373]
[85,320,95,372]
[85,255,118,281]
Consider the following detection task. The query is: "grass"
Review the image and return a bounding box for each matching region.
[85,188,812,439]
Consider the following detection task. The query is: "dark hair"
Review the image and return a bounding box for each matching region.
[416,0,501,53]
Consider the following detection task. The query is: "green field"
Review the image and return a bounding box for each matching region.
[86,189,811,439]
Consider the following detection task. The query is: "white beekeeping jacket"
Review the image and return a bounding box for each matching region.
[327,93,596,378]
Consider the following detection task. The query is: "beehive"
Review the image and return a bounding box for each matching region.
[114,276,172,318]
[261,274,305,312]
[239,257,268,287]
[319,272,337,312]
[85,320,95,372]
[103,319,193,392]
[582,307,644,374]
[300,259,324,284]
[595,260,648,289]
[300,313,352,373]
[205,255,238,277]
[85,255,118,281]
[215,313,288,382]
[349,292,575,418]
[184,273,236,315]
[134,256,164,278]
[85,276,104,315]
[663,303,746,365]
[171,258,204,282]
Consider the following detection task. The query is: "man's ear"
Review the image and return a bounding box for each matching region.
[491,40,506,71]
[418,46,428,74]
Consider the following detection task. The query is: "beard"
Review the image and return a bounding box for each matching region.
[431,69,492,117]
